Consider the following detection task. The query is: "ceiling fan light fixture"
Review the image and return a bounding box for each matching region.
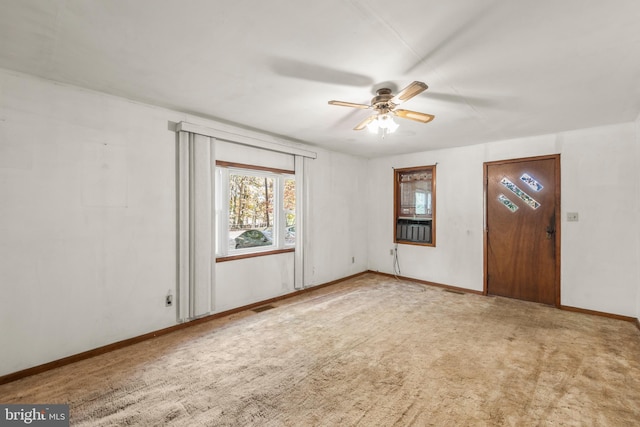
[367,114,398,134]
[381,115,399,133]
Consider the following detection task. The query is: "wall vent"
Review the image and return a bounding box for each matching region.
[252,304,275,313]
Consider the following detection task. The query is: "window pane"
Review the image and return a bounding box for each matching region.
[284,178,296,245]
[228,173,275,250]
[399,170,432,217]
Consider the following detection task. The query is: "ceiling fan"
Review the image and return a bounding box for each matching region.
[328,81,435,132]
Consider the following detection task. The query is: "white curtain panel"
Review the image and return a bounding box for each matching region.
[294,155,306,290]
[177,131,215,322]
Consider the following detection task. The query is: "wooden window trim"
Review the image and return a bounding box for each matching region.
[216,160,294,176]
[216,248,295,262]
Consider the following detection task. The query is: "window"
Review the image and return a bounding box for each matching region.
[216,162,295,258]
[394,165,436,246]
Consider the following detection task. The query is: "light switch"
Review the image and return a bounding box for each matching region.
[567,212,579,222]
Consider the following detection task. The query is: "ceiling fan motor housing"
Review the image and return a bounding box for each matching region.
[372,88,394,111]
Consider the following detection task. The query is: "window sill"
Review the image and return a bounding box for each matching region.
[396,241,436,247]
[216,248,295,262]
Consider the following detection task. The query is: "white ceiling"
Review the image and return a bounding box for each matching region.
[1,0,640,157]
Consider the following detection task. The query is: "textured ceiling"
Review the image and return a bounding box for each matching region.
[1,0,640,157]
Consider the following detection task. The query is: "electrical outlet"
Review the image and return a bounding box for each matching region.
[390,249,394,255]
[166,294,173,307]
[351,256,355,263]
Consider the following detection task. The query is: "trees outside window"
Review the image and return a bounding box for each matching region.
[228,174,275,231]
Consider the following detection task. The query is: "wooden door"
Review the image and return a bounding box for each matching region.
[485,155,560,305]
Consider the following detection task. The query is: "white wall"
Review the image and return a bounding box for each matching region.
[367,124,640,317]
[215,254,295,313]
[304,150,369,286]
[560,124,639,316]
[0,69,369,376]
[0,70,177,376]
[367,144,486,291]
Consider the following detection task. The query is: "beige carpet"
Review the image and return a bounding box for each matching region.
[1,273,640,426]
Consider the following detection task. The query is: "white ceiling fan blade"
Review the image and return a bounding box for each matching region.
[391,81,428,105]
[354,115,377,130]
[393,109,435,123]
[328,100,371,109]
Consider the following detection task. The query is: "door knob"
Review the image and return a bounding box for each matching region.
[546,226,555,239]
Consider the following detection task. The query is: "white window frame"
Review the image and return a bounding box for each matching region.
[215,165,295,258]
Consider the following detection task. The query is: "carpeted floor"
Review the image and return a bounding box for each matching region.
[1,273,640,426]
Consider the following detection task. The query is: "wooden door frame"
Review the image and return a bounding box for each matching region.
[483,154,561,307]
